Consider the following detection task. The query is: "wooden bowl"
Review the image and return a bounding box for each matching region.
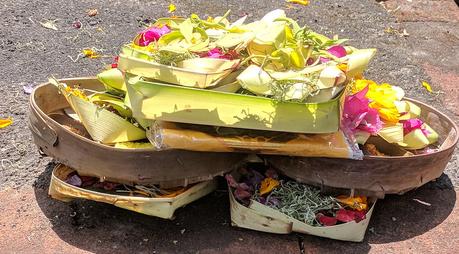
[265,98,458,197]
[29,77,245,188]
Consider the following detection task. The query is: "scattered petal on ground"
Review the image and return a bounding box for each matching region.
[168,3,176,13]
[82,48,100,58]
[0,118,13,128]
[39,19,58,30]
[421,81,433,93]
[23,84,34,94]
[286,0,309,6]
[72,20,82,29]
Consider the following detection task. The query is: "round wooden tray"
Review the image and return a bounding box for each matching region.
[265,98,458,197]
[29,77,246,188]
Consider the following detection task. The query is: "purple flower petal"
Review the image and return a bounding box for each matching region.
[225,174,238,188]
[258,197,267,204]
[358,108,383,134]
[249,170,264,186]
[319,56,330,63]
[23,84,34,94]
[238,182,250,191]
[66,174,82,187]
[267,197,280,207]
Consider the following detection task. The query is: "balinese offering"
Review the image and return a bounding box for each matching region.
[28,7,457,242]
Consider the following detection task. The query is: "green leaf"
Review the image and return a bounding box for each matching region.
[158,31,184,45]
[179,19,194,43]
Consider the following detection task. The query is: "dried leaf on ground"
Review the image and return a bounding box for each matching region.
[87,9,98,17]
[39,19,58,30]
[286,0,309,6]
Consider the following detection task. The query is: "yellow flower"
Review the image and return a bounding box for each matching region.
[352,79,400,123]
[65,86,88,101]
[370,103,400,123]
[168,3,176,13]
[336,195,368,211]
[259,178,279,195]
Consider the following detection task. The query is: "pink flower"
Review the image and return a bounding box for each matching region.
[207,48,225,58]
[136,25,171,46]
[320,45,347,63]
[402,118,429,136]
[201,48,239,60]
[343,86,383,135]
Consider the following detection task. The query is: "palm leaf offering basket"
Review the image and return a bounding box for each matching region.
[49,164,217,219]
[125,76,344,134]
[228,168,377,242]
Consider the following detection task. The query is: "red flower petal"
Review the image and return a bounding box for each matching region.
[336,209,367,223]
[336,209,355,222]
[353,210,367,222]
[316,213,338,226]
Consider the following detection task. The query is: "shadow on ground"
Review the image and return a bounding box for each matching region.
[33,163,455,253]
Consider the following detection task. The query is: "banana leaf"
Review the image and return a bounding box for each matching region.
[50,79,146,144]
[378,124,404,143]
[148,121,355,159]
[237,49,375,99]
[126,76,343,133]
[97,68,126,92]
[89,93,132,118]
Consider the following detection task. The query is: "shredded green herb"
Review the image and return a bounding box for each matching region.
[151,50,198,66]
[257,181,339,226]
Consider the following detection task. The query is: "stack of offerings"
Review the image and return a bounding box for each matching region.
[28,9,458,238]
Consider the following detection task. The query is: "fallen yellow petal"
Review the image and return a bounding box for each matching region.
[82,48,100,59]
[259,178,279,195]
[421,81,433,93]
[286,0,309,6]
[168,3,176,13]
[0,118,13,128]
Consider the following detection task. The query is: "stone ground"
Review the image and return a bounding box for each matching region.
[0,0,458,253]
